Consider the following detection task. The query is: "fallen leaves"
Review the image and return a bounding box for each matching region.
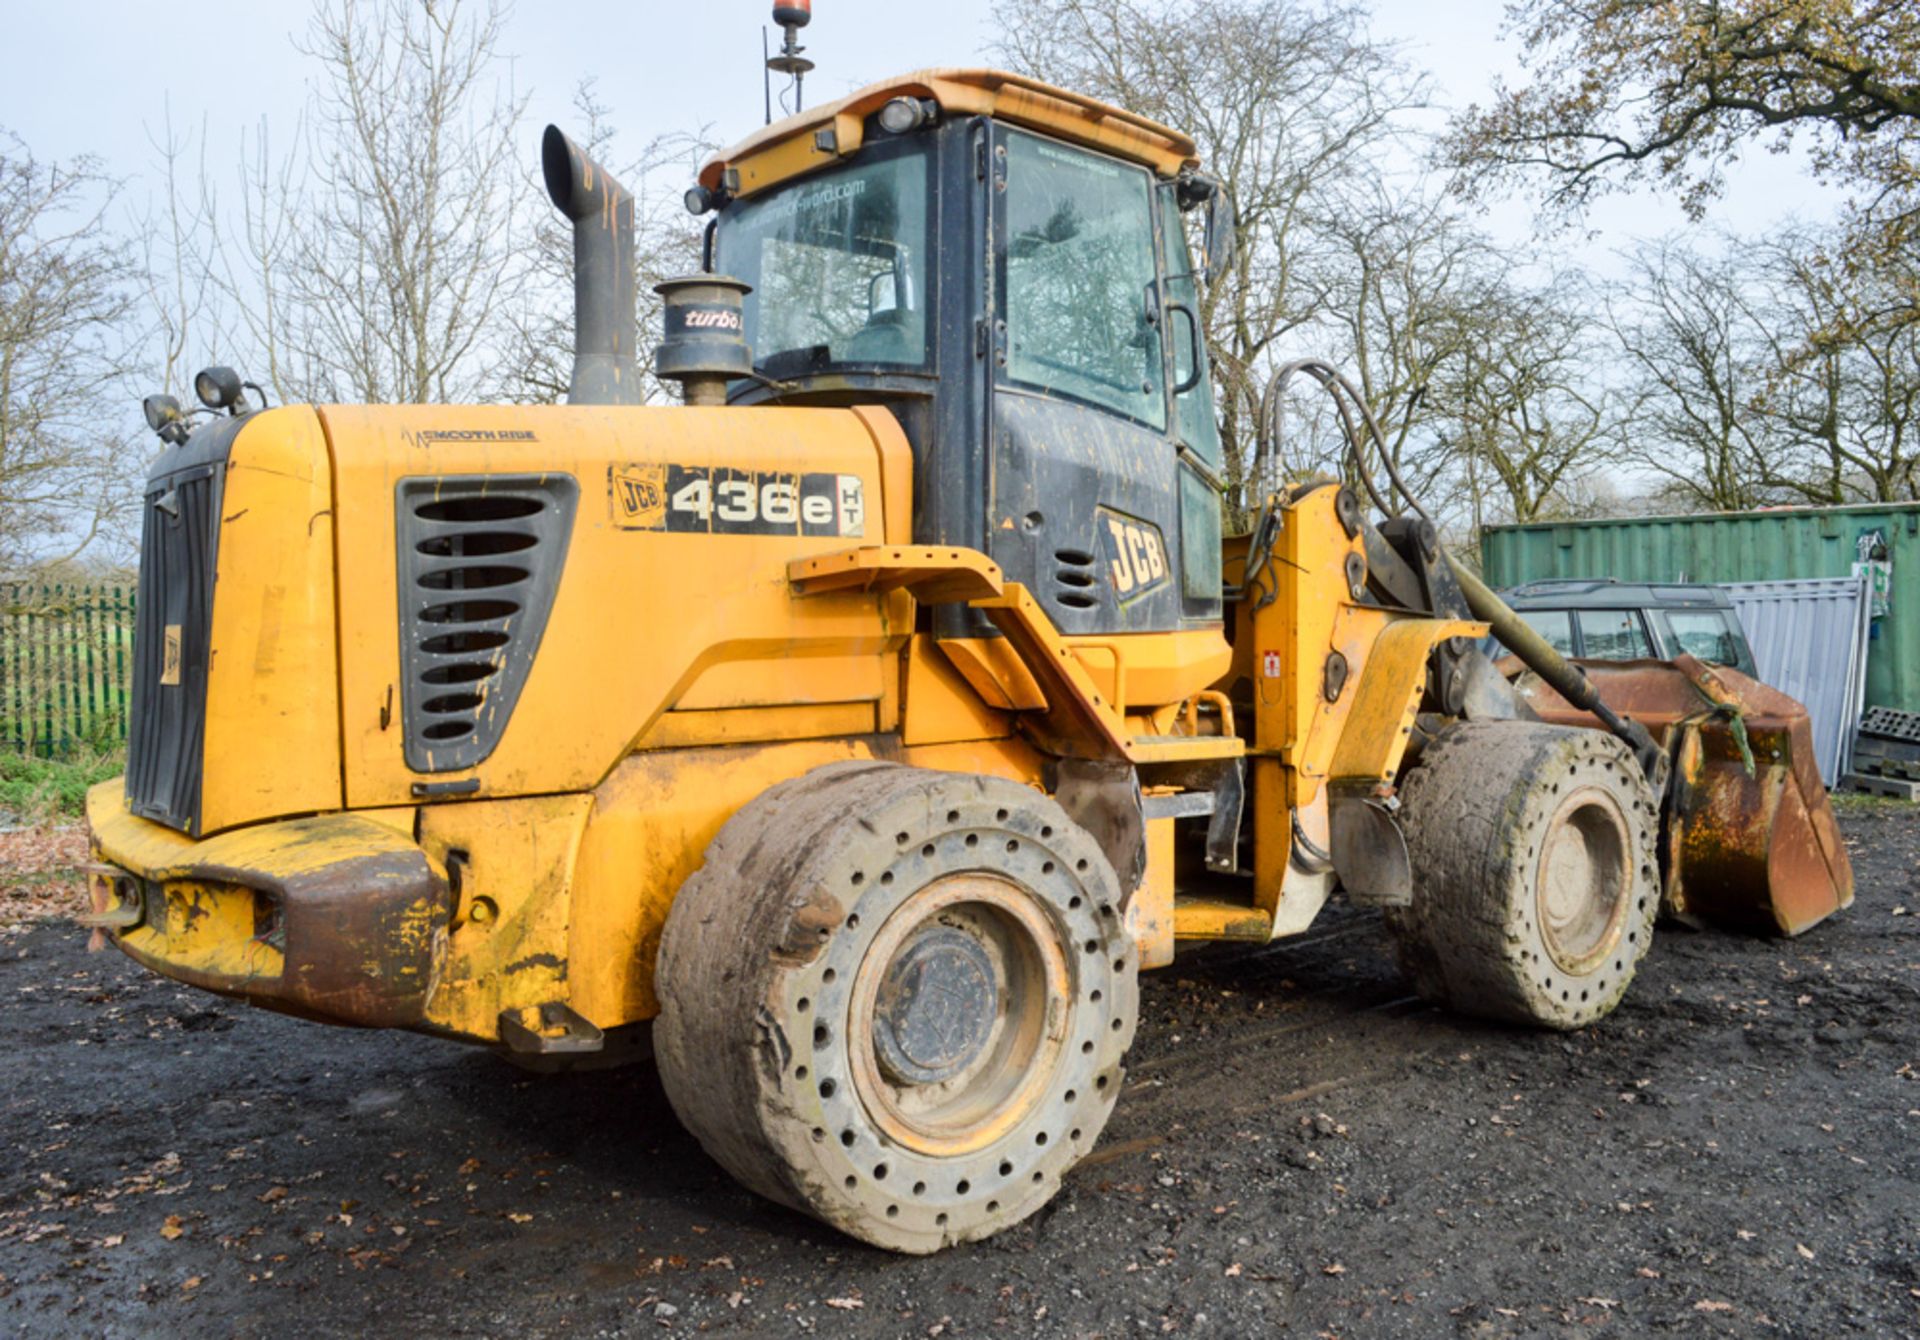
[0,824,89,936]
[824,1296,864,1310]
[1321,1262,1347,1276]
[159,1215,185,1240]
[1694,1300,1735,1313]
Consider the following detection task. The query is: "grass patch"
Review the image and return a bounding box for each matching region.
[0,749,123,821]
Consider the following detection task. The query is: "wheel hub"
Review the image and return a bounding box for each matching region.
[1537,788,1631,974]
[872,927,999,1084]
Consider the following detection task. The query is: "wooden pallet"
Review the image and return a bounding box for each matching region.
[1840,771,1920,801]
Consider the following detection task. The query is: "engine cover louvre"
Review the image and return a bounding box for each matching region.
[395,475,578,774]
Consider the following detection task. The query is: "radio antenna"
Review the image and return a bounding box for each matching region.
[766,2,814,114]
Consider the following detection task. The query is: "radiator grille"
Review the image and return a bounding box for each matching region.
[125,462,223,832]
[395,475,577,774]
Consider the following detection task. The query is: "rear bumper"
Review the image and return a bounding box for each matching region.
[85,781,448,1028]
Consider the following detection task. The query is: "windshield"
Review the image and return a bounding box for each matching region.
[715,144,930,373]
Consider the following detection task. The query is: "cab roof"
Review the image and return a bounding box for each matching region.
[698,67,1200,199]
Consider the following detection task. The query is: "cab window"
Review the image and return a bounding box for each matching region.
[1158,190,1221,468]
[717,142,931,372]
[1158,188,1223,602]
[1002,129,1165,429]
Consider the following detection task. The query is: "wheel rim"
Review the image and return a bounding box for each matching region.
[849,873,1071,1158]
[1536,785,1632,974]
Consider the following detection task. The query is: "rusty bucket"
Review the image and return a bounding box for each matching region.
[1507,655,1853,937]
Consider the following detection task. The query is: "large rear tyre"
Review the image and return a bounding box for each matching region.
[1383,722,1659,1030]
[654,762,1138,1253]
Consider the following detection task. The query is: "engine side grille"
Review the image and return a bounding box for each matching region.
[396,475,578,774]
[125,462,223,832]
[1054,547,1099,610]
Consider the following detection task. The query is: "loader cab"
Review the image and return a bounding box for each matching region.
[704,71,1228,641]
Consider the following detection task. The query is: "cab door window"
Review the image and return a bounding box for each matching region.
[1158,187,1222,601]
[1002,129,1165,429]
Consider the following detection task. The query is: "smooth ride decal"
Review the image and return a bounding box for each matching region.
[1096,506,1168,601]
[609,464,865,537]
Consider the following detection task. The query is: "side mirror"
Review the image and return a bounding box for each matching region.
[1203,188,1236,283]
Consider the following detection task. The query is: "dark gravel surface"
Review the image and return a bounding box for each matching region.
[3,803,1917,1338]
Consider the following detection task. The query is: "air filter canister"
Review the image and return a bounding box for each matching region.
[654,274,753,406]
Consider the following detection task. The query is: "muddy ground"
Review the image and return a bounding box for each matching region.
[2,803,1917,1339]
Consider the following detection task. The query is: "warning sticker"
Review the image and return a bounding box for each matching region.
[1261,649,1281,679]
[609,464,864,537]
[161,625,183,686]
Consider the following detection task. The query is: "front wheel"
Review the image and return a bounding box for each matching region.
[1383,722,1660,1030]
[654,762,1138,1253]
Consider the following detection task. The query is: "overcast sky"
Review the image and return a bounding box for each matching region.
[8,0,1843,276]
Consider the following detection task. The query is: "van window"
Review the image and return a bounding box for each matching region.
[1517,609,1574,655]
[1662,610,1741,666]
[1577,609,1653,659]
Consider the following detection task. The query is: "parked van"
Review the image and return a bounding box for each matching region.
[1492,578,1759,677]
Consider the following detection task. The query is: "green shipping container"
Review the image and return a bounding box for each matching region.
[1481,502,1920,715]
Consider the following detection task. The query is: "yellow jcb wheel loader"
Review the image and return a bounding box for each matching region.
[89,66,1853,1254]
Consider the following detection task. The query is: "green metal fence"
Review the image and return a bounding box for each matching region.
[0,583,136,757]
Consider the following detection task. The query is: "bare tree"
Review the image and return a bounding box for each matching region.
[226,0,530,404]
[0,131,141,568]
[1441,278,1614,526]
[1606,242,1778,512]
[1307,187,1497,517]
[502,81,712,405]
[1755,231,1920,502]
[133,108,229,405]
[991,0,1425,520]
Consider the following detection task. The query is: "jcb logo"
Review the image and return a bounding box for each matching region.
[1097,509,1168,600]
[610,464,667,529]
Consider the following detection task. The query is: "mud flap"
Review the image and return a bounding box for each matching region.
[1052,759,1147,893]
[1328,786,1412,908]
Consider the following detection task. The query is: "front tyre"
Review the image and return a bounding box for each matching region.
[654,762,1138,1253]
[1384,722,1660,1030]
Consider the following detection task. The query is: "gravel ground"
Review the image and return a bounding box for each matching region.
[1,802,1916,1338]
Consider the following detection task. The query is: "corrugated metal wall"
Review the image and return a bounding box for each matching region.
[1723,577,1872,785]
[1482,502,1920,715]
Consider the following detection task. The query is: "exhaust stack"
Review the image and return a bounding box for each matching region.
[542,125,639,405]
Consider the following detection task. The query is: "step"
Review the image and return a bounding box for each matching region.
[1172,895,1272,942]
